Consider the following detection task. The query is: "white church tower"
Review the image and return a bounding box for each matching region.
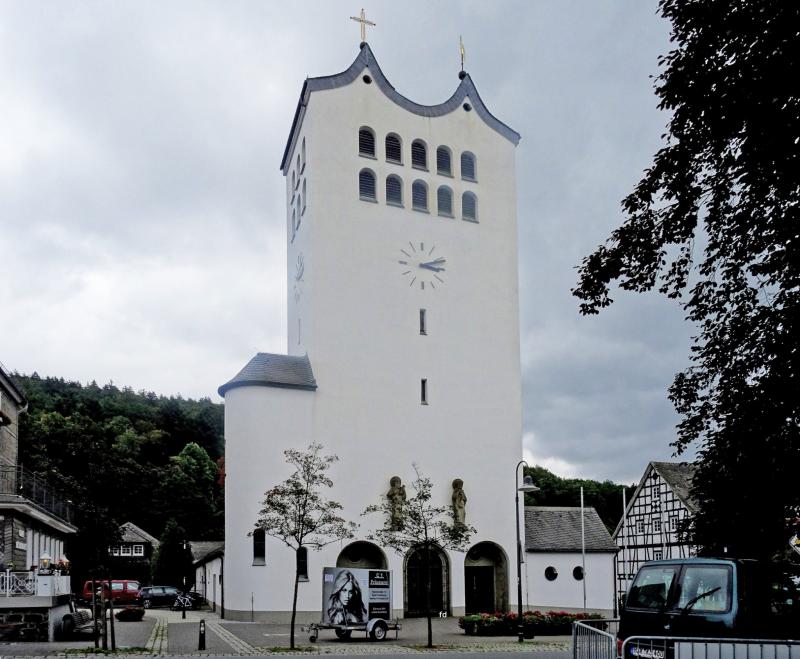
[219,37,522,621]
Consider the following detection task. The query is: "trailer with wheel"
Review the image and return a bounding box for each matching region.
[304,567,401,642]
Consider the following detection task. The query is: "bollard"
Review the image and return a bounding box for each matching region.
[198,619,206,651]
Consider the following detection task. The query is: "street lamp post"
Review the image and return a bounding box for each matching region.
[515,460,540,643]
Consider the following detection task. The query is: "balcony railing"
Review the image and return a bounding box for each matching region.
[0,571,71,597]
[0,466,74,525]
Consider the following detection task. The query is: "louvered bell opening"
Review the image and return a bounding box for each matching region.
[386,135,402,163]
[411,141,427,169]
[359,129,375,157]
[462,192,477,221]
[461,153,476,181]
[412,182,428,210]
[437,187,452,215]
[386,176,403,205]
[359,170,376,200]
[437,148,452,176]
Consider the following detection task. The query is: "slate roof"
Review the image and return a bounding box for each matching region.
[524,506,617,553]
[120,522,159,547]
[651,461,697,513]
[190,541,224,565]
[218,353,317,396]
[0,363,26,406]
[280,42,520,172]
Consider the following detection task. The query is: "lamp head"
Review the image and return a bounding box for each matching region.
[518,475,540,493]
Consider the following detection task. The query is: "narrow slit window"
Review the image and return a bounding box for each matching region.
[411,140,427,169]
[437,186,453,216]
[436,146,452,176]
[302,179,307,211]
[385,134,402,163]
[301,138,306,169]
[297,547,308,580]
[359,169,377,201]
[412,180,428,211]
[253,529,265,565]
[291,209,296,240]
[461,152,476,181]
[421,378,428,405]
[359,128,376,157]
[419,309,427,335]
[462,191,478,222]
[386,175,403,206]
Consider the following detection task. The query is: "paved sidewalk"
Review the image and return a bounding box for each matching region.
[0,607,572,656]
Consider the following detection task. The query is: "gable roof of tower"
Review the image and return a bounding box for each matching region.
[524,506,617,553]
[280,42,521,172]
[119,521,159,546]
[611,461,697,540]
[218,353,317,396]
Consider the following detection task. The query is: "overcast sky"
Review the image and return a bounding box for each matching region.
[0,1,696,484]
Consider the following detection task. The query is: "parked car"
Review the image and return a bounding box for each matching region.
[139,585,180,608]
[80,580,141,606]
[618,557,799,656]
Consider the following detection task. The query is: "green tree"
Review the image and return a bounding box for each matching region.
[573,0,800,557]
[255,443,356,649]
[364,466,474,649]
[151,519,194,591]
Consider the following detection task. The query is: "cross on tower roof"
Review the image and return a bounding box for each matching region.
[350,8,375,44]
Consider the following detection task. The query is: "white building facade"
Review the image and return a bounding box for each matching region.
[220,43,523,621]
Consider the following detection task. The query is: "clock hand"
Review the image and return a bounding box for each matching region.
[419,263,445,272]
[419,258,446,269]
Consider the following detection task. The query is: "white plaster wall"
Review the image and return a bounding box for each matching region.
[195,557,223,609]
[225,59,521,620]
[525,552,616,612]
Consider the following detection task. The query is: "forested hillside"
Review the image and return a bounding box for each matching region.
[16,374,223,581]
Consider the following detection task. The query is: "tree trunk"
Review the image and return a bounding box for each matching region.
[290,554,300,649]
[425,543,433,648]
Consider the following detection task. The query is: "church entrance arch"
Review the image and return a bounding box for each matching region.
[336,541,388,569]
[464,541,508,614]
[404,544,450,617]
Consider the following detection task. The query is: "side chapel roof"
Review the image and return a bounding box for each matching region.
[280,43,521,173]
[218,353,317,397]
[524,506,617,553]
[190,540,224,565]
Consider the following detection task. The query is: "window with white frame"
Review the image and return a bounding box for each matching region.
[653,518,662,532]
[636,519,645,534]
[121,545,132,556]
[133,545,144,556]
[654,550,663,560]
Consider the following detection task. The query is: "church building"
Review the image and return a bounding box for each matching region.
[219,35,523,621]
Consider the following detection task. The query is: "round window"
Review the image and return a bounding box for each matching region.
[544,566,558,581]
[573,566,584,581]
[463,102,472,112]
[362,75,373,84]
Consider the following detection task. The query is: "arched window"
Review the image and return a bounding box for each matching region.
[302,179,307,211]
[412,180,428,211]
[436,146,452,176]
[386,175,403,206]
[462,191,478,222]
[301,138,306,169]
[461,151,476,181]
[297,547,308,580]
[385,134,402,164]
[359,127,376,157]
[253,529,265,565]
[437,186,453,216]
[359,169,377,201]
[411,140,427,170]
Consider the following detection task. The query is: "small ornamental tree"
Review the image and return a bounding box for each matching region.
[255,443,356,649]
[364,466,475,649]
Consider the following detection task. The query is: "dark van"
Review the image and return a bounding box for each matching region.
[619,558,799,655]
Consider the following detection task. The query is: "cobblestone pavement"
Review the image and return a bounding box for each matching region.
[0,608,572,657]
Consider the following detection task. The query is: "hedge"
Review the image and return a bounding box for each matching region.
[458,610,604,636]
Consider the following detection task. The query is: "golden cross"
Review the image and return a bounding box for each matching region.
[350,8,375,43]
[460,36,465,71]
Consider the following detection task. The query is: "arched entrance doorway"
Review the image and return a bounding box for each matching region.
[464,541,509,613]
[404,544,450,617]
[336,541,388,569]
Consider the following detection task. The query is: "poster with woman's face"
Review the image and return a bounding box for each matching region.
[321,567,391,624]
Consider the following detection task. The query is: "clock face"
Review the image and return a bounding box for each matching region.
[293,253,305,302]
[397,242,446,290]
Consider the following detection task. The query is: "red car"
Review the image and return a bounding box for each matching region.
[80,580,141,606]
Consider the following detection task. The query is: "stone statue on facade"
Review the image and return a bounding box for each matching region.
[387,476,406,530]
[452,478,467,527]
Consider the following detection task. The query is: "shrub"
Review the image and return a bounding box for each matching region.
[458,610,603,636]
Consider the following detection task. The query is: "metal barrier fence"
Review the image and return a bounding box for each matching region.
[573,621,800,659]
[573,619,620,659]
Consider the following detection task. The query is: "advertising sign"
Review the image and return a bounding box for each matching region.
[321,567,392,625]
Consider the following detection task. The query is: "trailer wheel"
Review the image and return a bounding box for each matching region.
[369,621,388,641]
[309,634,317,643]
[334,628,352,640]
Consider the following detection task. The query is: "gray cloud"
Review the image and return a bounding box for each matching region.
[0,0,692,482]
